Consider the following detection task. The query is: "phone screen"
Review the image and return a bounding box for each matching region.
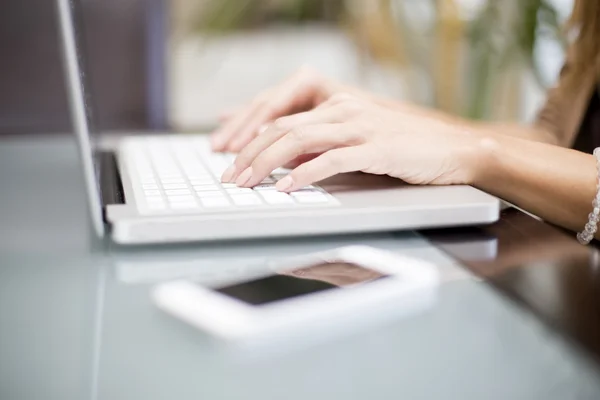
[214,261,390,306]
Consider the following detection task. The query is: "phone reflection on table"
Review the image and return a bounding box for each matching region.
[215,261,390,306]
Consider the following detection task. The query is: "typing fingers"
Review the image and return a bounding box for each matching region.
[282,153,320,169]
[210,91,273,152]
[235,123,349,188]
[223,102,355,183]
[276,146,371,192]
[211,69,322,153]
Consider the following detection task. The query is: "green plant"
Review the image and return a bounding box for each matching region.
[466,0,565,119]
[196,0,346,33]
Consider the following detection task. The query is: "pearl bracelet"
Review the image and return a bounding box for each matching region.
[577,147,600,245]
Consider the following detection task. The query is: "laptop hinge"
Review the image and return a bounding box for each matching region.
[94,150,125,215]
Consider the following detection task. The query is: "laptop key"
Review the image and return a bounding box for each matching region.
[290,189,322,196]
[260,191,294,205]
[161,177,185,184]
[194,185,220,192]
[231,194,262,206]
[253,184,277,191]
[165,189,191,196]
[200,197,231,208]
[196,191,225,198]
[190,179,214,186]
[186,175,210,181]
[292,194,329,204]
[169,202,199,210]
[225,188,254,195]
[163,183,188,190]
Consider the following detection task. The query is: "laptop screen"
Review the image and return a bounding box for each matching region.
[55,0,105,236]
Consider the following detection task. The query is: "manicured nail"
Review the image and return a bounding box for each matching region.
[276,175,294,192]
[236,167,253,187]
[221,165,236,183]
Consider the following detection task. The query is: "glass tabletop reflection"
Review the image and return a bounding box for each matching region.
[2,136,600,400]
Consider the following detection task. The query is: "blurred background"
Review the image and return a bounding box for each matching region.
[0,0,574,136]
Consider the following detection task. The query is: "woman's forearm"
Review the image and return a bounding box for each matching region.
[468,122,561,145]
[374,95,562,145]
[467,132,596,235]
[371,95,588,233]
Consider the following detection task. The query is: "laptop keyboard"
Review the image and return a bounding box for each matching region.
[121,136,338,214]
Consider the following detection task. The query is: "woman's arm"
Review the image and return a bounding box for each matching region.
[211,68,569,152]
[379,100,562,145]
[382,101,597,232]
[470,132,596,236]
[222,93,597,239]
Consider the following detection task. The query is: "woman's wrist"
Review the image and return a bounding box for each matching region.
[453,127,501,187]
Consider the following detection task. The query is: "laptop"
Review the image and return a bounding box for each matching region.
[55,0,500,245]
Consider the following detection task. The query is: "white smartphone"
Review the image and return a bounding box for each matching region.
[152,246,440,344]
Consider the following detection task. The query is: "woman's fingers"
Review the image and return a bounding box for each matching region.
[211,68,322,152]
[235,124,350,188]
[276,146,371,192]
[210,93,271,152]
[282,153,320,169]
[314,92,357,110]
[225,77,312,152]
[223,102,357,182]
[273,102,351,126]
[225,101,280,153]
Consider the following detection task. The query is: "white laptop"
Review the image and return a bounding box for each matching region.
[55,0,499,245]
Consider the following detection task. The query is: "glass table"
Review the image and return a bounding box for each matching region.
[1,136,599,400]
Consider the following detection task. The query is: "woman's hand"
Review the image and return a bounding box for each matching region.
[221,93,484,192]
[211,67,373,153]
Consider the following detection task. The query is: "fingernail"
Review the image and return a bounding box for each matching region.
[228,141,243,153]
[276,175,294,192]
[221,165,236,183]
[236,167,253,187]
[211,134,224,150]
[258,124,269,135]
